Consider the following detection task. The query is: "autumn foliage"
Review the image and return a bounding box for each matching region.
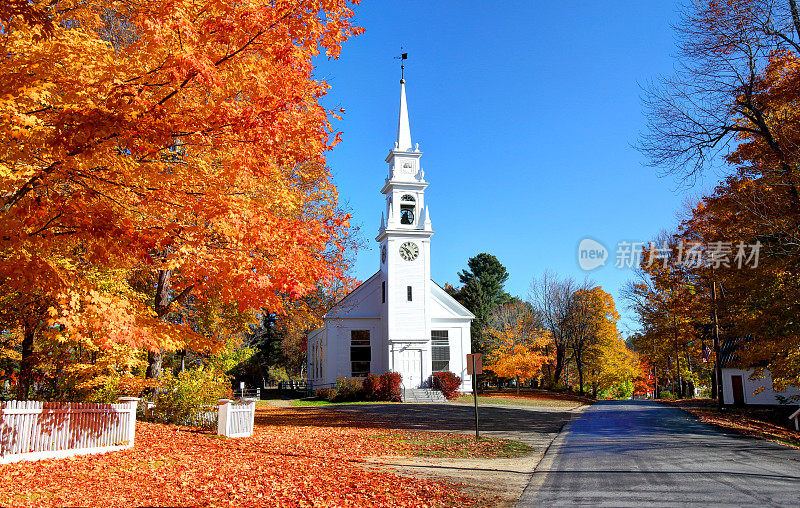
[635,0,800,394]
[1,1,363,397]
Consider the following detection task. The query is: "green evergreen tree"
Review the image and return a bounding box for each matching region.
[454,253,512,354]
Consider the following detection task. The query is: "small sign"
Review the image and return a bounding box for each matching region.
[467,353,482,375]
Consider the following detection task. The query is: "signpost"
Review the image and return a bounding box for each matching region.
[466,353,482,439]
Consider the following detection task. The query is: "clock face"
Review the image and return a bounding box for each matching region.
[399,241,419,261]
[381,245,387,264]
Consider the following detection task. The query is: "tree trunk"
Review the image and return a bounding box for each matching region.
[146,269,172,379]
[17,322,36,400]
[175,350,186,373]
[516,375,520,395]
[654,363,659,399]
[711,364,718,399]
[552,343,565,387]
[146,350,163,380]
[577,359,584,396]
[673,319,682,398]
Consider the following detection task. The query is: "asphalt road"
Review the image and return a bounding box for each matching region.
[518,400,800,507]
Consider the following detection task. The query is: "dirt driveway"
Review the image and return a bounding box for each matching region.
[316,403,586,506]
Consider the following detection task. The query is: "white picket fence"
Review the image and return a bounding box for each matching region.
[0,397,139,464]
[217,399,256,438]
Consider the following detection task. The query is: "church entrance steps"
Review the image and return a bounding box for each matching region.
[402,388,448,403]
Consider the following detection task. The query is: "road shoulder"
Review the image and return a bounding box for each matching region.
[514,408,582,507]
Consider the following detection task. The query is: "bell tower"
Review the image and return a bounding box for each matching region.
[377,76,434,385]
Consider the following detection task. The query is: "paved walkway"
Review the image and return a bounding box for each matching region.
[519,400,800,507]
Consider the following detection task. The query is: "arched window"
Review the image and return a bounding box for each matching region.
[401,194,415,202]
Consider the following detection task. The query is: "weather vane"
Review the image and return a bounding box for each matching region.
[394,50,407,83]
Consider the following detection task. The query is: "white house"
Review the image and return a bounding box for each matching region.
[720,338,800,406]
[306,78,474,391]
[721,367,800,406]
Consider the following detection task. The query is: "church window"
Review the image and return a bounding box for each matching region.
[401,194,415,202]
[407,286,412,301]
[350,330,371,377]
[316,343,321,379]
[431,331,450,372]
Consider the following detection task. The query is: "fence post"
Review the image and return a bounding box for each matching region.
[217,399,232,437]
[244,398,256,436]
[118,397,139,448]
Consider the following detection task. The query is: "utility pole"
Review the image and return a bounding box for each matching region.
[711,274,724,409]
[652,338,659,398]
[673,315,682,398]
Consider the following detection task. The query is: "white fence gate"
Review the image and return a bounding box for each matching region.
[0,397,138,464]
[217,399,256,438]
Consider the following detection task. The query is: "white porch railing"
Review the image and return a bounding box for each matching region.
[0,397,139,464]
[790,407,800,431]
[217,399,256,438]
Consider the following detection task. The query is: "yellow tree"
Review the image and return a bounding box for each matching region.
[566,287,621,396]
[485,302,552,394]
[587,332,639,398]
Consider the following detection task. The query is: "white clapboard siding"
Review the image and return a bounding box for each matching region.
[0,398,139,464]
[216,399,256,438]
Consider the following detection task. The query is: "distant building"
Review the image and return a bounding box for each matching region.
[719,338,800,406]
[306,77,474,390]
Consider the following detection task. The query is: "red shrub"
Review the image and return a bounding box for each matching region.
[362,374,382,401]
[432,371,462,400]
[378,372,403,402]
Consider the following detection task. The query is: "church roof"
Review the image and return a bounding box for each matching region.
[323,272,474,321]
[323,271,381,319]
[430,281,475,319]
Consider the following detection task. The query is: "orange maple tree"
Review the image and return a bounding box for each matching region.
[485,302,553,393]
[1,1,362,394]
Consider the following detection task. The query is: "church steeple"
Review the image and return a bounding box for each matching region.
[379,77,432,243]
[397,80,412,151]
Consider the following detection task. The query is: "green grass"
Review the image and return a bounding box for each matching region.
[451,394,583,408]
[373,432,534,458]
[290,399,401,407]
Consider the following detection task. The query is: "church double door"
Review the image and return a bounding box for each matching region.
[394,346,423,388]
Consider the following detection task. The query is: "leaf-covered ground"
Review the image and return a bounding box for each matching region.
[667,399,800,449]
[0,407,497,507]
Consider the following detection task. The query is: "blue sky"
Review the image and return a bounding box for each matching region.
[314,1,709,334]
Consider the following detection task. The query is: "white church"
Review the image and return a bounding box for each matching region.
[306,78,474,392]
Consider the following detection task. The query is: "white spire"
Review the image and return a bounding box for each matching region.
[423,205,432,229]
[379,211,385,231]
[396,80,412,151]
